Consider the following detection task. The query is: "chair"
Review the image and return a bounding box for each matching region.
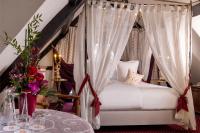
[53,93,80,116]
[38,92,80,116]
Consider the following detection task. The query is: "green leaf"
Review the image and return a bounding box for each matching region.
[5,13,43,93]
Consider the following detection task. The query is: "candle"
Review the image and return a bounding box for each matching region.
[54,54,57,60]
[58,54,61,59]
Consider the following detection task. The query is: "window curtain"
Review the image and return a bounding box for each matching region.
[56,27,76,64]
[74,1,139,129]
[141,5,196,129]
[121,28,141,61]
[121,28,152,80]
[55,27,76,93]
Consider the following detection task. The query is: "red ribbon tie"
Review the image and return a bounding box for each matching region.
[91,95,102,116]
[176,85,190,113]
[78,74,102,116]
[176,95,188,112]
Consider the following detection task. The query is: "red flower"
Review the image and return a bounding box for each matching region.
[35,73,44,81]
[28,66,37,75]
[31,47,39,55]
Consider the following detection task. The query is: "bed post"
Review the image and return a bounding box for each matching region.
[147,54,154,83]
[189,0,192,73]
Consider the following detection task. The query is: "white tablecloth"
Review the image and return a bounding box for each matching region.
[0,109,94,133]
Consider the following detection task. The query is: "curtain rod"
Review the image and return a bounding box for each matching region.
[155,0,189,4]
[156,0,200,5]
[108,0,187,4]
[91,0,190,6]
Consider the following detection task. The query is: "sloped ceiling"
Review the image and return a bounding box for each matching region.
[193,16,200,35]
[0,0,44,53]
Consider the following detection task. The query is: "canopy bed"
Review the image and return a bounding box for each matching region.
[73,0,196,130]
[99,80,179,126]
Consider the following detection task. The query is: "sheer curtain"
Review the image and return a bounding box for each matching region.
[56,27,76,64]
[74,11,89,121]
[121,29,140,61]
[74,1,139,129]
[141,5,196,129]
[140,34,152,81]
[122,28,152,80]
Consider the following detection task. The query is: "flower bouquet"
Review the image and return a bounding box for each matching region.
[3,14,48,116]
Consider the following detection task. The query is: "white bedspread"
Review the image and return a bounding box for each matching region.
[99,80,178,111]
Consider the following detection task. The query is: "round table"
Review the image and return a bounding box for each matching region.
[0,109,94,133]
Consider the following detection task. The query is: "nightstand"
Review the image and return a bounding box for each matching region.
[53,78,67,92]
[151,79,171,87]
[191,86,200,113]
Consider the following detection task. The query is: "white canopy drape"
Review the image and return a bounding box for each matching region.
[74,11,89,121]
[141,5,195,129]
[74,1,139,129]
[87,1,138,128]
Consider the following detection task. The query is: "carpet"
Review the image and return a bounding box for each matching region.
[95,115,200,133]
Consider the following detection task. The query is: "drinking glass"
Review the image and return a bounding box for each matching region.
[0,88,19,131]
[29,111,45,131]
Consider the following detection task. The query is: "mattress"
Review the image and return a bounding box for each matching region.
[99,80,178,111]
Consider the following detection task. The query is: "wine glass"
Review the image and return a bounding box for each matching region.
[29,113,45,131]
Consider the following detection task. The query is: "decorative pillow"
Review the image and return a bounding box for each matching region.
[117,60,139,81]
[125,69,144,85]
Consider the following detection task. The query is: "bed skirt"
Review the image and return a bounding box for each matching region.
[100,110,179,126]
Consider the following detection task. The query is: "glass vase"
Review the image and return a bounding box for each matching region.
[17,91,32,130]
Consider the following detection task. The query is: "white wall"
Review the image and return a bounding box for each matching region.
[39,50,53,66]
[191,15,200,84]
[191,30,200,84]
[39,50,54,88]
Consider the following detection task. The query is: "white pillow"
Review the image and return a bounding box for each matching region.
[117,60,139,81]
[125,69,144,85]
[110,66,118,80]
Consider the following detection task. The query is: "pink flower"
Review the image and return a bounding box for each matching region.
[28,81,40,95]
